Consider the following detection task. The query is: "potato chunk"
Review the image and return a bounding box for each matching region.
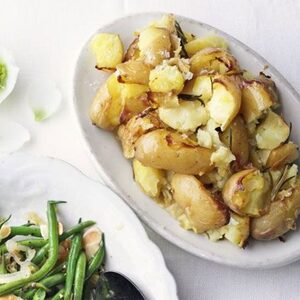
[171,174,229,233]
[207,75,241,131]
[220,115,250,168]
[124,37,140,61]
[251,177,300,240]
[207,212,250,247]
[138,27,171,66]
[90,33,124,69]
[134,129,214,175]
[266,142,299,170]
[116,61,150,85]
[158,100,209,132]
[255,111,290,150]
[241,80,277,123]
[149,64,184,94]
[133,159,165,198]
[89,82,113,130]
[182,75,213,103]
[190,47,240,75]
[222,169,271,217]
[117,110,164,158]
[185,35,228,57]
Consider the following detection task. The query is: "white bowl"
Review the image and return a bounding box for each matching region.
[0,153,178,300]
[72,12,300,269]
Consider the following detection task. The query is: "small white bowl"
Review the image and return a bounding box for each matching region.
[72,12,300,269]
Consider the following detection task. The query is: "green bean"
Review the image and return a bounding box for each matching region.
[32,220,95,265]
[22,273,65,299]
[52,288,65,300]
[64,232,82,300]
[47,261,67,277]
[33,288,46,300]
[86,234,105,280]
[0,238,47,253]
[0,201,63,295]
[74,252,87,300]
[0,226,42,246]
[0,254,6,274]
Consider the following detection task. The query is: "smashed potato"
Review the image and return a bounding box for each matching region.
[207,75,241,131]
[89,14,300,246]
[90,33,124,69]
[158,100,209,132]
[171,174,229,233]
[133,159,165,198]
[223,169,271,217]
[134,129,214,175]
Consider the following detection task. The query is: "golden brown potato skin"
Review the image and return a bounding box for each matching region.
[124,37,140,61]
[116,61,150,85]
[171,174,229,233]
[220,115,249,168]
[134,129,214,175]
[89,83,113,130]
[251,177,300,240]
[222,169,271,217]
[266,143,299,170]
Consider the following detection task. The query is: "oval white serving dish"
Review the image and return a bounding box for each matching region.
[72,12,300,269]
[0,152,178,300]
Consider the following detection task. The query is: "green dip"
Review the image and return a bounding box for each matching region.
[0,62,7,90]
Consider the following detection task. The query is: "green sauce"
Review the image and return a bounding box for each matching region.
[0,63,7,90]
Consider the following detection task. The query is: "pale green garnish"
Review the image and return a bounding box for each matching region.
[33,109,47,122]
[0,63,7,90]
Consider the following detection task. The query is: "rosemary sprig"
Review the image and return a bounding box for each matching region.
[178,94,204,105]
[175,21,189,58]
[0,215,11,229]
[229,127,233,151]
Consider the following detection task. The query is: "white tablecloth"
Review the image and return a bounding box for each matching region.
[1,1,300,299]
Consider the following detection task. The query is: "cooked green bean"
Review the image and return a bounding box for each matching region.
[74,252,87,300]
[64,232,82,300]
[33,288,46,300]
[0,238,47,253]
[52,288,65,300]
[0,201,62,295]
[0,254,6,274]
[22,273,65,299]
[0,226,42,246]
[86,234,105,280]
[32,220,95,265]
[47,261,67,277]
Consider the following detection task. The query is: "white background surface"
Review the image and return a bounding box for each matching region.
[1,0,300,299]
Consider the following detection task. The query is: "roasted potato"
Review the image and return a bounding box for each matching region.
[251,177,300,240]
[106,74,150,124]
[222,168,271,217]
[182,75,213,104]
[220,115,250,167]
[124,37,140,61]
[89,82,114,129]
[185,35,228,57]
[134,129,214,175]
[255,111,290,150]
[149,63,184,94]
[241,80,277,123]
[148,92,179,108]
[158,100,209,132]
[266,142,299,170]
[171,174,229,233]
[149,14,176,33]
[90,33,124,69]
[138,27,171,66]
[210,146,235,177]
[206,212,250,247]
[207,75,241,131]
[190,47,240,75]
[116,61,150,85]
[133,159,166,198]
[117,110,164,158]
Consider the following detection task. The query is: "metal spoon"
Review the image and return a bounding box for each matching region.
[91,271,145,300]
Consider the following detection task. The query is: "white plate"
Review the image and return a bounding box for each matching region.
[0,153,178,300]
[72,12,300,269]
